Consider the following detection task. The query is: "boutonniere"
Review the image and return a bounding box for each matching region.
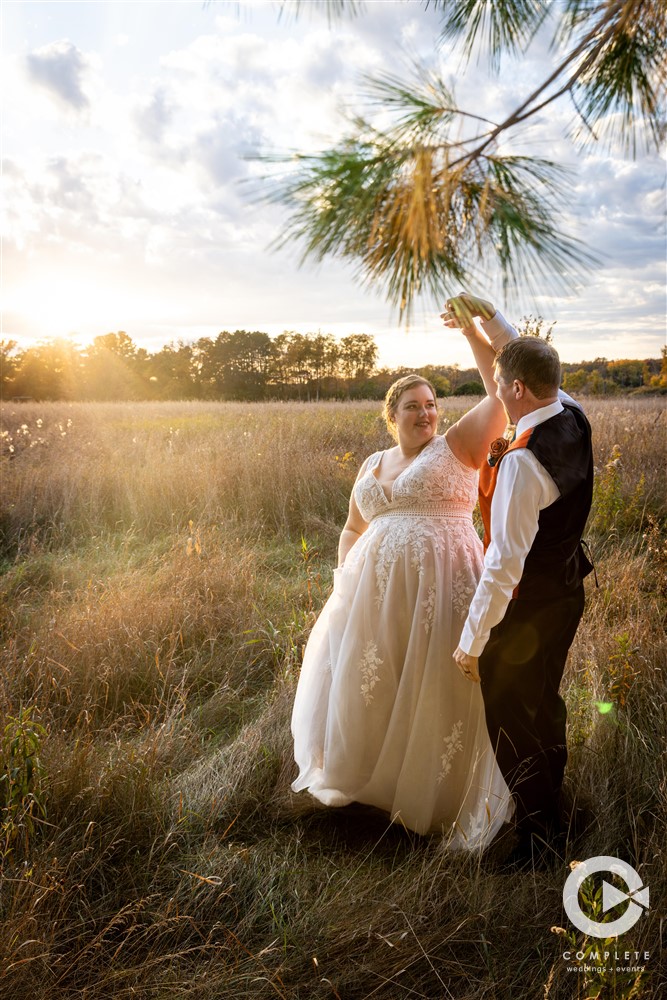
[487,426,516,467]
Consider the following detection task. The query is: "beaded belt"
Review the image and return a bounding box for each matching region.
[372,506,472,520]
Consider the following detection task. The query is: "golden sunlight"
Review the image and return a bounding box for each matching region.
[6,272,146,342]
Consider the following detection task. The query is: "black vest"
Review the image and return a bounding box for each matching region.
[516,403,594,599]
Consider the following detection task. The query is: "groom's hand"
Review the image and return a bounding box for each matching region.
[453,646,480,683]
[441,293,496,332]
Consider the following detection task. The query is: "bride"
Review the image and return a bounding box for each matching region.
[291,294,517,845]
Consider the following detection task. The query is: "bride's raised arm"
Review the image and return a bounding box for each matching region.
[442,293,518,469]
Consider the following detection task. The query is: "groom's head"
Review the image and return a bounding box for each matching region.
[494,338,561,421]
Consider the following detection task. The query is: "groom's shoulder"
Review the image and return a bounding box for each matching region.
[526,408,593,491]
[530,421,587,457]
[532,402,591,445]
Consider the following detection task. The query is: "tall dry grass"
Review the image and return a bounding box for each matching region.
[1,401,393,551]
[0,397,665,999]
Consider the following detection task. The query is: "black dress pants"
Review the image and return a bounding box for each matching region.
[479,584,586,844]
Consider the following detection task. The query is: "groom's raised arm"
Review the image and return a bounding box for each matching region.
[478,309,519,354]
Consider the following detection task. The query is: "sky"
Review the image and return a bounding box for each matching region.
[1,0,665,369]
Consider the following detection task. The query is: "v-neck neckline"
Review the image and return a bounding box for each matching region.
[372,437,436,504]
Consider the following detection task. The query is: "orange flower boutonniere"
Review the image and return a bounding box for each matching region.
[487,426,516,467]
[487,437,509,467]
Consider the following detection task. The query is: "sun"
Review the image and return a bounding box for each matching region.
[5,270,141,344]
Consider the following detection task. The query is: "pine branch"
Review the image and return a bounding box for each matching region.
[448,0,628,168]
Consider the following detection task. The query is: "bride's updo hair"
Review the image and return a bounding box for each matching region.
[383,374,438,441]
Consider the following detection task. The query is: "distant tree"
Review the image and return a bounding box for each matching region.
[270,331,341,400]
[82,331,147,400]
[456,379,485,395]
[339,333,378,380]
[587,369,618,395]
[206,330,276,398]
[431,373,452,396]
[606,358,645,388]
[191,336,218,397]
[0,340,23,399]
[304,333,340,399]
[417,365,451,396]
[647,346,667,389]
[561,368,591,394]
[360,367,401,401]
[91,331,137,360]
[271,332,314,396]
[0,326,659,401]
[10,339,83,400]
[148,341,198,399]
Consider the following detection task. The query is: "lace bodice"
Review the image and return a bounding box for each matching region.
[354,434,478,522]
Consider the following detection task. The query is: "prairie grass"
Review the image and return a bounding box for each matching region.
[0,397,665,999]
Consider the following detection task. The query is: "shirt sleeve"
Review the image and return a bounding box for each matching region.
[480,311,519,352]
[458,449,560,657]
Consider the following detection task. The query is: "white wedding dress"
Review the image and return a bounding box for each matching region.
[291,433,512,845]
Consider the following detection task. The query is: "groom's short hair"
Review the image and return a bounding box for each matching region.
[495,338,561,399]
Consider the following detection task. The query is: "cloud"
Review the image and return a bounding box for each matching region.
[567,153,666,272]
[134,86,176,144]
[26,39,90,111]
[191,111,266,186]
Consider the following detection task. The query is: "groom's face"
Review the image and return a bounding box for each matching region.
[494,366,517,422]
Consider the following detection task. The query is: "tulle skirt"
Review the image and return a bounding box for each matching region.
[291,512,512,845]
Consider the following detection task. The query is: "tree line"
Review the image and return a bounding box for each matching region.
[0,330,664,403]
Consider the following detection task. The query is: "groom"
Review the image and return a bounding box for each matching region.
[448,294,594,865]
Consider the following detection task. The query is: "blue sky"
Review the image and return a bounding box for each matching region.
[2,0,665,368]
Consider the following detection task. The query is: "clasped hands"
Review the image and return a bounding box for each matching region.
[440,292,495,334]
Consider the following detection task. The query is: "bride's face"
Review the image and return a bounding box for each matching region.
[392,385,438,446]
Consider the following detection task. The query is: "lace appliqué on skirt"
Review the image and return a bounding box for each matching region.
[437,720,464,783]
[421,585,436,634]
[359,640,383,706]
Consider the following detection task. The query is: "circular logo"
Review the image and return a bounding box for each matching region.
[563,856,649,938]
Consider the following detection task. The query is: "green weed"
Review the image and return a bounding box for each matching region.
[0,706,47,860]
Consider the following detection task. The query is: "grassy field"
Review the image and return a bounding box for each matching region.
[1,397,665,999]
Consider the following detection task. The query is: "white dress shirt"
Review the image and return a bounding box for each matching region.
[479,310,520,354]
[457,309,580,657]
[458,403,562,656]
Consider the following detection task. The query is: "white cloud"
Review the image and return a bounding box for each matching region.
[134,86,175,144]
[26,39,91,111]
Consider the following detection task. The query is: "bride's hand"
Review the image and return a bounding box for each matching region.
[440,293,496,333]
